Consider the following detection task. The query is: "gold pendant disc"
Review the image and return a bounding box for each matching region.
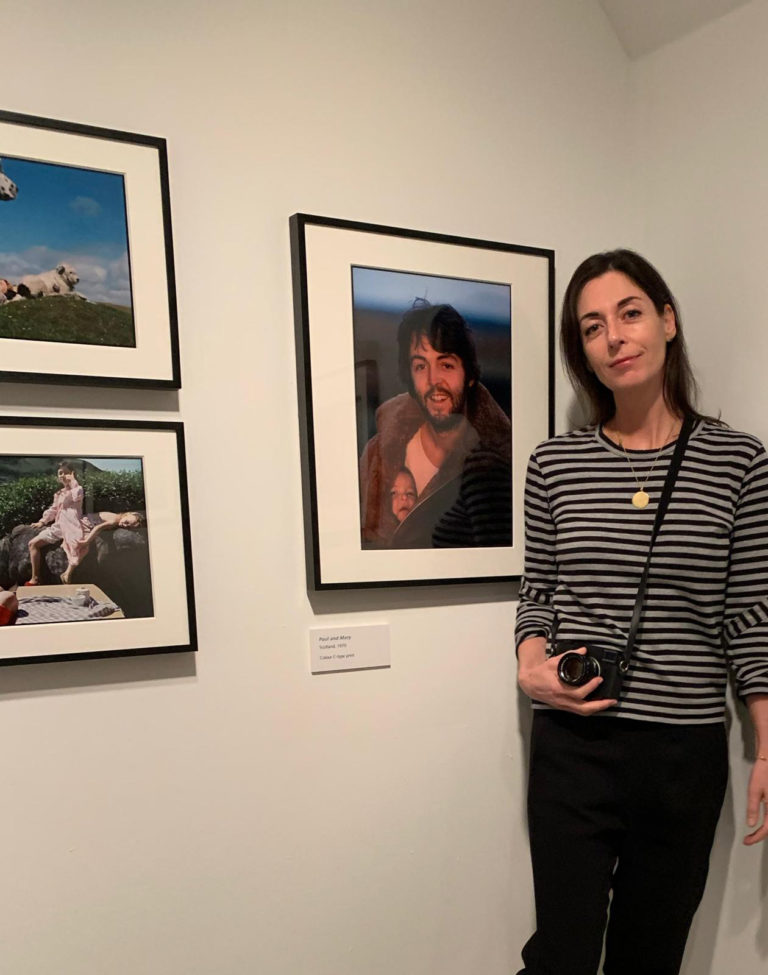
[632,490,650,509]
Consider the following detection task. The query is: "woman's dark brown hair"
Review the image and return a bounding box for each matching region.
[560,249,708,425]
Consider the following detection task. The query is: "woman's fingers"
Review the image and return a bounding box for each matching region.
[575,675,603,699]
[519,654,618,715]
[743,764,768,845]
[557,677,617,715]
[578,696,619,715]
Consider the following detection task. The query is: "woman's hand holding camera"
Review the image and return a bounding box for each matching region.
[518,639,617,715]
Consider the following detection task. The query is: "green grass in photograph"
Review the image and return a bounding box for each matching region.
[0,297,135,347]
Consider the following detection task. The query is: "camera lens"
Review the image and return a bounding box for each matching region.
[557,651,601,687]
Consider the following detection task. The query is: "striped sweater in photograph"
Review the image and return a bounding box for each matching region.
[515,421,768,724]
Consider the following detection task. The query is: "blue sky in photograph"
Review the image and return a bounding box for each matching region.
[352,266,511,326]
[0,156,132,305]
[83,457,143,473]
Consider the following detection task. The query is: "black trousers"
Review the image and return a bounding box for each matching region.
[517,710,728,975]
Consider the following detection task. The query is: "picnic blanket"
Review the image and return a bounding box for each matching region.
[16,594,121,625]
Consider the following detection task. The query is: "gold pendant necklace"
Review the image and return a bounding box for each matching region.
[616,420,679,509]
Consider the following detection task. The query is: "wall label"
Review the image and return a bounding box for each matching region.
[310,623,390,674]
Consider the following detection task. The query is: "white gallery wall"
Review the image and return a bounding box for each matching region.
[0,1,765,973]
[631,3,768,971]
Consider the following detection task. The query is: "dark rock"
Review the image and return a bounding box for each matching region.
[0,518,154,619]
[0,532,9,582]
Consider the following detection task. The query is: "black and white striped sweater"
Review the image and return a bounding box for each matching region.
[515,420,768,724]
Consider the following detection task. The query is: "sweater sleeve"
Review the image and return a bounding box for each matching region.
[515,451,557,651]
[721,443,768,697]
[41,492,60,524]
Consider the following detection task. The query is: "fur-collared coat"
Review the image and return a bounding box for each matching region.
[359,384,512,548]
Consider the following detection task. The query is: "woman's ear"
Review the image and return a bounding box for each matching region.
[663,304,677,342]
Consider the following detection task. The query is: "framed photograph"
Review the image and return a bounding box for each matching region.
[0,417,196,665]
[0,109,180,388]
[290,213,554,590]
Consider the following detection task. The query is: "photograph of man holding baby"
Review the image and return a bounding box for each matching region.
[353,267,512,551]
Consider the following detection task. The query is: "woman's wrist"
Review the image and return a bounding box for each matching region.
[746,694,768,761]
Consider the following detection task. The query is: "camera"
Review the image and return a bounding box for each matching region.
[552,640,626,701]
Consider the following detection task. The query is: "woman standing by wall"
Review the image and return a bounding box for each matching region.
[515,250,768,974]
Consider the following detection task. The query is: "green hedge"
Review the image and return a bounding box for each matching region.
[0,470,146,538]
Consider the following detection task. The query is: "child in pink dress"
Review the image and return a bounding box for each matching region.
[27,462,85,585]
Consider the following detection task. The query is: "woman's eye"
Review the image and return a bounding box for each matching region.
[583,323,599,337]
[624,308,641,319]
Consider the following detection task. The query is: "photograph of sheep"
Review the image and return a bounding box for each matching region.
[0,155,135,347]
[0,417,196,665]
[0,110,180,389]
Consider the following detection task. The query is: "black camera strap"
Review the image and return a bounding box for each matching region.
[619,413,696,672]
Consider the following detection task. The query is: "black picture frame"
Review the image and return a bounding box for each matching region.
[0,416,196,665]
[290,213,554,590]
[0,109,180,389]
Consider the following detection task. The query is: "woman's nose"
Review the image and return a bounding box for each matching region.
[605,318,623,348]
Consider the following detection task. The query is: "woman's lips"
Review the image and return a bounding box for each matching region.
[610,355,638,368]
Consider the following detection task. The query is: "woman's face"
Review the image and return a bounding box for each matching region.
[577,270,676,399]
[118,513,141,529]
